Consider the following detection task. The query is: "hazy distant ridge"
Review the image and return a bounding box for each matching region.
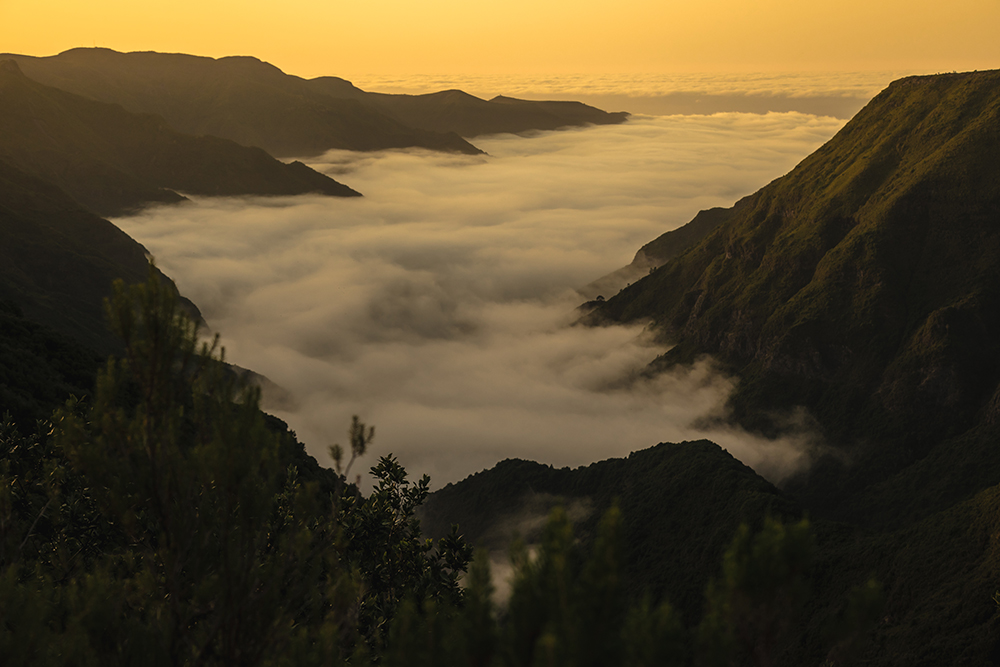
[0,59,360,216]
[1,48,629,158]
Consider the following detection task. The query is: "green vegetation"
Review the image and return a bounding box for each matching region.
[589,69,1000,523]
[697,517,815,667]
[583,207,733,300]
[419,444,800,624]
[6,66,1000,665]
[0,271,473,665]
[1,271,879,666]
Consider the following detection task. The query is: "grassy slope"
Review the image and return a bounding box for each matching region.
[636,206,735,267]
[589,71,1000,515]
[0,60,359,217]
[583,206,736,299]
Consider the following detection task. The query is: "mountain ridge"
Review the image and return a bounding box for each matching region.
[1,48,628,158]
[0,59,360,216]
[587,70,1000,492]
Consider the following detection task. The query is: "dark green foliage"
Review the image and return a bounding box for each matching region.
[821,578,885,666]
[330,414,375,484]
[698,517,815,667]
[623,595,687,667]
[342,453,474,650]
[0,300,101,425]
[53,272,348,665]
[0,271,473,666]
[380,508,687,667]
[420,442,799,624]
[502,506,635,667]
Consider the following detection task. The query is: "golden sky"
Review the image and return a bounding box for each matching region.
[3,0,999,78]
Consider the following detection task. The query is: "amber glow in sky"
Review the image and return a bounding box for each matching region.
[3,0,999,78]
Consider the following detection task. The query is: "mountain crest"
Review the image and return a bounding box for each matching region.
[590,68,1000,520]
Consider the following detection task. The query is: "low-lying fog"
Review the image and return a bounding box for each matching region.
[115,112,845,488]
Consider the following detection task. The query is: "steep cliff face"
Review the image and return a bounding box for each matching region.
[1,49,625,159]
[590,71,1000,464]
[582,206,733,298]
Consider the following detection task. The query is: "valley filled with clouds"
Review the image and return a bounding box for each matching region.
[115,112,844,487]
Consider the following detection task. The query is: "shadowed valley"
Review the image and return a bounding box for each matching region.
[3,62,1000,666]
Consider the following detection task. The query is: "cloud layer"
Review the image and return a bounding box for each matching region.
[349,72,908,117]
[350,71,905,100]
[115,113,843,488]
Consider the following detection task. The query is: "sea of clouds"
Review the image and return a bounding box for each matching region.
[115,111,845,489]
[345,71,909,117]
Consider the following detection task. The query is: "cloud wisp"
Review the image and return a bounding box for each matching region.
[115,113,843,488]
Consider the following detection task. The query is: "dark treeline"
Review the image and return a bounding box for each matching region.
[0,272,881,666]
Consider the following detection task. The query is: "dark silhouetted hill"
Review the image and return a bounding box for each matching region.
[1,49,482,157]
[1,49,627,158]
[0,59,359,216]
[309,84,630,138]
[420,441,798,624]
[0,156,198,353]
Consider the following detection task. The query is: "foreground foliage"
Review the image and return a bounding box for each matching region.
[0,272,883,665]
[0,273,471,665]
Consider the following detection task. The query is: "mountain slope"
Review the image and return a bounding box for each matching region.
[582,206,734,299]
[422,435,1000,665]
[0,156,198,353]
[588,70,1000,507]
[0,60,359,217]
[421,441,799,622]
[2,48,628,158]
[1,49,482,157]
[0,299,102,425]
[308,84,630,137]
